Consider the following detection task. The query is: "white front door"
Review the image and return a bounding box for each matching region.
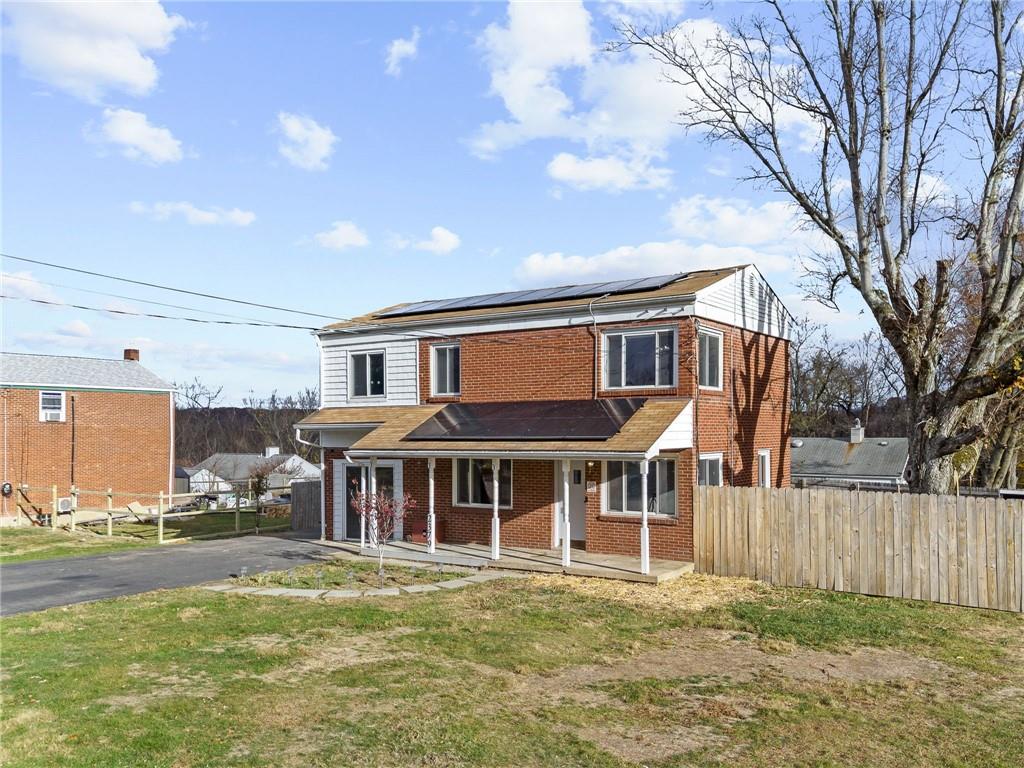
[554,460,587,546]
[332,459,404,541]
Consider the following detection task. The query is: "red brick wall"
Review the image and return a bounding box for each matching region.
[1,387,173,515]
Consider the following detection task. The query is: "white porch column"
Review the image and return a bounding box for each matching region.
[359,465,367,548]
[368,458,378,548]
[490,458,501,560]
[640,458,650,575]
[427,457,436,554]
[561,459,571,568]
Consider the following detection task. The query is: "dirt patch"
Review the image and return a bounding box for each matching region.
[98,663,218,712]
[176,607,205,622]
[578,723,728,763]
[529,572,769,612]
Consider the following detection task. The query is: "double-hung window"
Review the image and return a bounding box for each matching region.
[432,343,460,396]
[605,328,675,389]
[39,391,66,422]
[454,459,512,508]
[698,328,723,389]
[605,459,676,516]
[350,351,385,398]
[698,453,723,486]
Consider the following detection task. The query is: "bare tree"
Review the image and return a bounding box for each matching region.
[352,489,417,587]
[618,1,1024,492]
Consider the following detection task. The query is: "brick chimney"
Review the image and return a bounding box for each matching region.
[123,348,140,362]
[850,418,865,444]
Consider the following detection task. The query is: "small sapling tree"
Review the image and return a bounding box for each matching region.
[352,489,417,587]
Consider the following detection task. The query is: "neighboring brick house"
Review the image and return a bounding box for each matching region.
[1,349,174,519]
[297,266,793,569]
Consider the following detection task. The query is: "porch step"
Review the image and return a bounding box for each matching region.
[357,545,492,569]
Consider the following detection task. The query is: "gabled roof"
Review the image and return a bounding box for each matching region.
[0,352,172,392]
[321,267,743,332]
[192,453,295,482]
[791,437,909,480]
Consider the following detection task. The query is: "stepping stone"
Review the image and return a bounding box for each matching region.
[280,589,326,598]
[323,589,363,599]
[363,587,401,596]
[401,583,441,593]
[202,583,235,591]
[464,573,505,583]
[228,586,265,594]
[436,578,474,589]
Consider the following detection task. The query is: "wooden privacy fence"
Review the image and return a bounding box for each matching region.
[693,486,1024,613]
[290,480,321,532]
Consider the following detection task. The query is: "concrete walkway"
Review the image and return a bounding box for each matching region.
[323,540,692,584]
[0,534,336,616]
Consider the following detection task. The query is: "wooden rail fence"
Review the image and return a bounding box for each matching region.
[693,486,1024,613]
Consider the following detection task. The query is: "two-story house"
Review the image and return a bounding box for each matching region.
[1,349,174,520]
[297,265,793,570]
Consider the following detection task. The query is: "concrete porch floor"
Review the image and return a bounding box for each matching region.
[321,539,692,584]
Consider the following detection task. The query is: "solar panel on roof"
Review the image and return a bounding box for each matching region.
[376,272,687,318]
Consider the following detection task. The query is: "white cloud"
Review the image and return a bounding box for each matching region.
[314,221,369,250]
[95,107,183,164]
[276,112,337,171]
[4,0,187,102]
[0,271,60,303]
[516,240,793,285]
[56,319,93,338]
[414,226,461,254]
[130,201,256,226]
[385,27,420,77]
[547,152,671,192]
[667,195,816,247]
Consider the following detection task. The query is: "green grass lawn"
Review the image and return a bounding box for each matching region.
[0,513,291,563]
[2,571,1021,767]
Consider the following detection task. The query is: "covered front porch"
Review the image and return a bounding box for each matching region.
[323,538,692,584]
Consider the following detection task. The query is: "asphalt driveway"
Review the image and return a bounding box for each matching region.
[0,534,334,616]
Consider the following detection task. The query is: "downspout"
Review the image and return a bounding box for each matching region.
[588,293,610,399]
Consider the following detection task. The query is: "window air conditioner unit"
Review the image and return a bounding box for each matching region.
[57,497,73,513]
[44,412,63,422]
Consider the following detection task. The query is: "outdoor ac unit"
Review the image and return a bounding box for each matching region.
[44,412,63,422]
[57,497,73,513]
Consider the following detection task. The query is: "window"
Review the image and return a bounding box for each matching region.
[454,459,512,508]
[698,329,723,389]
[605,459,676,516]
[698,453,723,486]
[39,391,65,422]
[757,449,771,488]
[350,351,385,397]
[605,328,675,389]
[432,343,461,396]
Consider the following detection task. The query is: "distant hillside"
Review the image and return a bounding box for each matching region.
[175,406,316,467]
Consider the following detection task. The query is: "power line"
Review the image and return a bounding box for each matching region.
[0,295,321,330]
[0,273,293,325]
[1,252,346,322]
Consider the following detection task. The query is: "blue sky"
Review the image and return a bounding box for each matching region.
[2,1,869,403]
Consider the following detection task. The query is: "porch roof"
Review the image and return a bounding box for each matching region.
[329,398,693,460]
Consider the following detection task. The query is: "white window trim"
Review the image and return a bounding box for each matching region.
[602,326,677,391]
[698,452,724,487]
[430,342,461,397]
[600,459,678,518]
[451,458,513,509]
[757,448,771,488]
[698,327,724,391]
[39,390,66,422]
[348,349,387,399]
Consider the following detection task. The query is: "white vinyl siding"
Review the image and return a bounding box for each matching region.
[692,265,792,340]
[320,337,418,407]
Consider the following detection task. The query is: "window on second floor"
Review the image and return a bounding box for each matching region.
[698,328,723,389]
[604,328,675,389]
[698,453,724,486]
[350,351,385,398]
[39,390,66,422]
[432,343,461,396]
